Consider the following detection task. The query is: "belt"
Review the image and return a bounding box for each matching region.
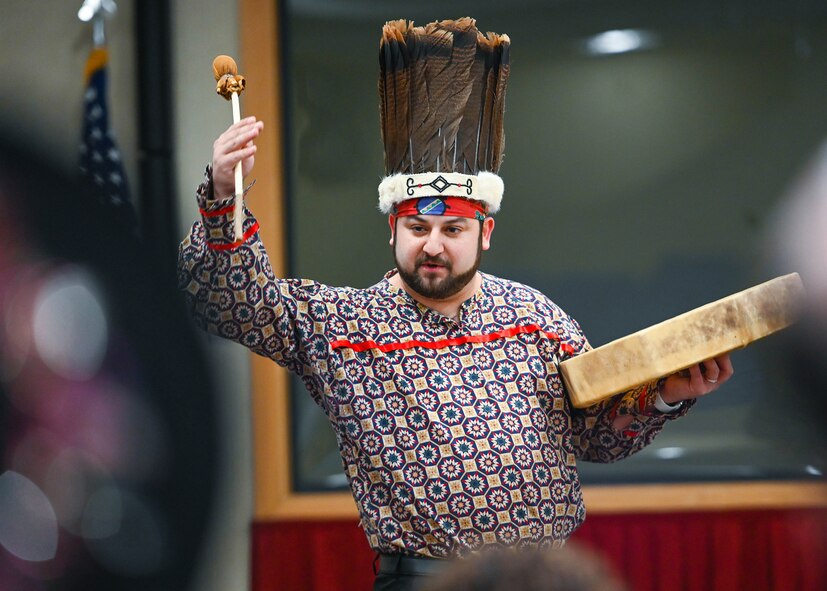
[377,553,447,577]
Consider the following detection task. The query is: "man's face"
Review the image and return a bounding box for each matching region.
[390,214,495,300]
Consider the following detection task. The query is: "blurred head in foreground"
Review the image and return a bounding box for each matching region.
[0,132,218,590]
[765,140,827,439]
[423,544,629,591]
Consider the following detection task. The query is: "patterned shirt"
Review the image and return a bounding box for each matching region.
[178,169,690,557]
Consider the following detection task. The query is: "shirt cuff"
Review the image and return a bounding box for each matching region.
[654,391,683,413]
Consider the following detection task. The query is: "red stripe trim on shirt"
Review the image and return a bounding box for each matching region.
[206,221,260,251]
[608,398,622,420]
[638,384,649,413]
[330,323,577,354]
[200,203,236,217]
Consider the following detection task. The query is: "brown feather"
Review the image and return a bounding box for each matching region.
[435,18,478,173]
[379,21,411,174]
[407,22,455,173]
[476,37,497,172]
[378,18,510,176]
[454,35,486,174]
[473,32,510,172]
[488,34,511,171]
[405,25,435,174]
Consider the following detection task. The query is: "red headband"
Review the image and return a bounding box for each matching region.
[393,196,487,220]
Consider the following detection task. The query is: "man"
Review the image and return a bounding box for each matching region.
[178,18,733,590]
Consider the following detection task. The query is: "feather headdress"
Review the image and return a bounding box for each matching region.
[377,17,511,215]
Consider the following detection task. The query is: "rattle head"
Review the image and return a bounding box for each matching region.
[212,55,245,99]
[212,55,238,79]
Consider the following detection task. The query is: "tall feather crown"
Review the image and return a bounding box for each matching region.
[377,17,511,215]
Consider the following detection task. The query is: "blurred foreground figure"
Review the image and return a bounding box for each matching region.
[423,543,628,591]
[766,141,827,442]
[0,132,218,590]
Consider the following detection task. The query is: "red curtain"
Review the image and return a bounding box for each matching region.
[574,509,827,591]
[252,509,827,591]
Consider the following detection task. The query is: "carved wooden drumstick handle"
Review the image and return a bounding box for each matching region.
[213,55,247,242]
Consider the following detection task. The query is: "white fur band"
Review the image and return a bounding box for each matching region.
[378,172,503,215]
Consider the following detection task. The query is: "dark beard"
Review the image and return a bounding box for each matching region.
[393,233,482,300]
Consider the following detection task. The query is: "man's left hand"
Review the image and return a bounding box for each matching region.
[660,353,734,404]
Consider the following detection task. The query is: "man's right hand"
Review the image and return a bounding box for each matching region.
[211,116,264,200]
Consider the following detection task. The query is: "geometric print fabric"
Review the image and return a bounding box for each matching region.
[178,170,687,557]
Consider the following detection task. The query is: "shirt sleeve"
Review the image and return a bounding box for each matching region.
[557,315,695,464]
[176,166,327,378]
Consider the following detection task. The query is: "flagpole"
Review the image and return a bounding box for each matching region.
[79,0,139,236]
[78,1,117,48]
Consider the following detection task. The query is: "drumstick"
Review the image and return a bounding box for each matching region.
[212,55,247,242]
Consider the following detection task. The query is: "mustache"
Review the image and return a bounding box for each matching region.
[415,255,451,269]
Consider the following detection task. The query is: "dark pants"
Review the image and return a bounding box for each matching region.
[373,554,446,591]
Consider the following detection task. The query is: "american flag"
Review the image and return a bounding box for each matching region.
[79,47,138,233]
